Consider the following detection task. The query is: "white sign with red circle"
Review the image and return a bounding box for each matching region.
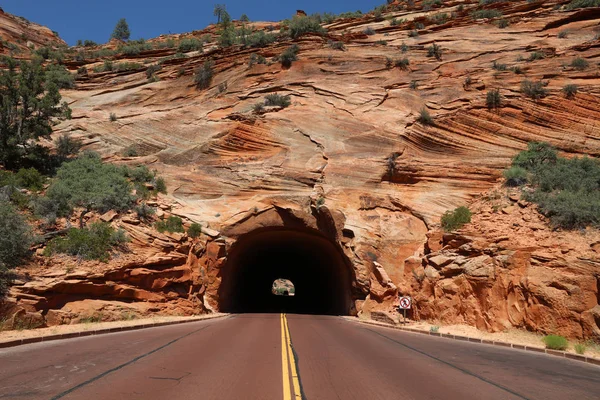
[399,296,412,309]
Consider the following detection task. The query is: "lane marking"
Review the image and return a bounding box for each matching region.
[365,328,530,400]
[283,314,303,399]
[281,314,292,400]
[50,325,210,400]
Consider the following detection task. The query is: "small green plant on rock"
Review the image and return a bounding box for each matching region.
[574,343,586,354]
[441,206,472,231]
[265,93,291,108]
[427,43,442,61]
[155,216,184,233]
[187,223,202,238]
[562,84,578,98]
[418,108,433,125]
[486,89,502,109]
[430,325,440,333]
[543,334,568,350]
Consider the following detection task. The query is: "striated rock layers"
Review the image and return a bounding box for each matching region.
[2,0,600,339]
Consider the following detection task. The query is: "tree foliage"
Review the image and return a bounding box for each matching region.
[111,18,131,41]
[0,57,71,169]
[214,4,227,23]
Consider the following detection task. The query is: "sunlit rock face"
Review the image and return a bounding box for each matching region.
[3,1,600,338]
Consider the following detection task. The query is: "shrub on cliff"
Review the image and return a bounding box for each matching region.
[0,201,33,268]
[155,216,184,233]
[486,89,502,109]
[566,0,600,10]
[280,45,299,68]
[427,43,442,60]
[441,206,472,231]
[195,61,214,90]
[507,142,600,229]
[503,166,528,187]
[543,335,568,350]
[289,15,325,39]
[265,93,291,108]
[44,222,129,262]
[521,80,548,100]
[39,152,134,227]
[187,223,202,238]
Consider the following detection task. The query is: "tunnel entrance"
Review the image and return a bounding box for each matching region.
[218,228,352,315]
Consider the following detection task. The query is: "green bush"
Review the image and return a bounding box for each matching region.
[486,89,502,109]
[155,177,167,194]
[240,14,250,22]
[503,166,528,186]
[571,57,589,70]
[280,45,299,68]
[0,201,32,269]
[566,0,600,10]
[430,13,448,25]
[246,31,276,48]
[14,168,45,191]
[543,335,568,350]
[42,153,134,227]
[187,223,202,238]
[496,19,509,28]
[134,203,155,220]
[427,43,442,60]
[492,60,506,71]
[329,41,345,51]
[265,93,291,108]
[512,142,557,170]
[418,108,433,125]
[562,84,578,98]
[472,9,502,19]
[195,61,214,90]
[55,134,82,160]
[146,64,162,80]
[558,30,568,38]
[249,53,267,67]
[155,216,184,233]
[521,80,548,100]
[423,0,442,10]
[177,38,202,53]
[509,142,600,229]
[395,58,410,70]
[364,27,376,35]
[45,64,74,89]
[441,206,472,231]
[289,15,325,39]
[574,343,586,354]
[45,222,129,262]
[527,51,544,62]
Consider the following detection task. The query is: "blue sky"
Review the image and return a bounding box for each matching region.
[1,1,383,45]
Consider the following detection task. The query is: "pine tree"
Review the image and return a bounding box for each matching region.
[0,57,71,168]
[214,4,227,24]
[111,18,131,41]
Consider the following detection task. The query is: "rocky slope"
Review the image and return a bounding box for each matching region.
[0,8,65,55]
[2,1,600,339]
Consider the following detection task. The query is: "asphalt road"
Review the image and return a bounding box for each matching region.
[0,314,598,400]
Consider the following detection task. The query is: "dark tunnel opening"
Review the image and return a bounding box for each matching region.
[218,229,352,315]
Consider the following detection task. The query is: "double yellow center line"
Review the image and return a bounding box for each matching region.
[280,313,302,400]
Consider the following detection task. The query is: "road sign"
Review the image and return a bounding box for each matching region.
[399,296,412,310]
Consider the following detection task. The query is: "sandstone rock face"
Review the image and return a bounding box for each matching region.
[0,11,64,54]
[2,2,600,339]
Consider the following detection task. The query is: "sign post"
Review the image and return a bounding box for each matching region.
[398,296,412,324]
